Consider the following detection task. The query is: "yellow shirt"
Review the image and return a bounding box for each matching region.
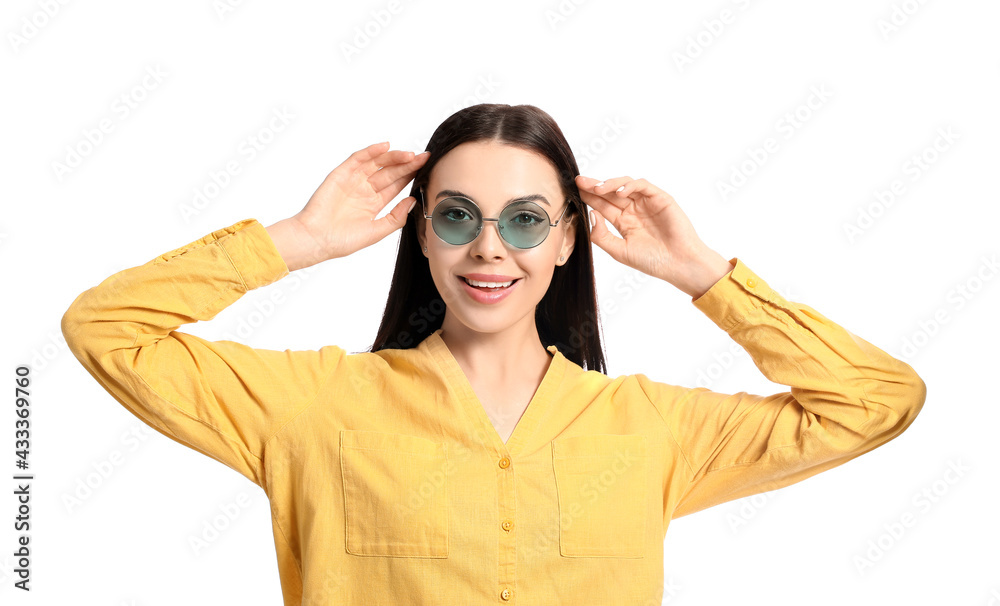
[61,218,926,605]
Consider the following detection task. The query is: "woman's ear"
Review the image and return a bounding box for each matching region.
[558,213,577,265]
[416,187,427,255]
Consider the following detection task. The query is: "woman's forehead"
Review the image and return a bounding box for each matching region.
[427,144,563,205]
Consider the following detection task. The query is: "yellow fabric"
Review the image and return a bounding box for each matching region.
[61,218,926,605]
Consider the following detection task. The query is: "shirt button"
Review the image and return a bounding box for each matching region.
[745,277,756,288]
[498,456,511,469]
[500,587,512,601]
[501,519,513,532]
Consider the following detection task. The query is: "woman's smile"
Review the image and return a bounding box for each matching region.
[457,273,522,303]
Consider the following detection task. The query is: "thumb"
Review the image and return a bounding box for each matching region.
[588,208,626,262]
[374,196,416,241]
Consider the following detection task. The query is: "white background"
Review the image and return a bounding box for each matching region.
[2,0,998,604]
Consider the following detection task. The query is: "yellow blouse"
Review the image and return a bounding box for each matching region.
[61,218,926,605]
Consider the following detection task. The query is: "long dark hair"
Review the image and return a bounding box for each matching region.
[366,103,607,374]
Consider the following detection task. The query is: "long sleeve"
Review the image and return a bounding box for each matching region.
[637,257,926,519]
[60,218,348,488]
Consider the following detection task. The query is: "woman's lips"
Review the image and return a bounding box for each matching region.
[457,275,521,304]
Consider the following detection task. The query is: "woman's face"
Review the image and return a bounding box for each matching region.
[417,140,577,337]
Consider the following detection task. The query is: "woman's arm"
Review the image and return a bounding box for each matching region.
[265,215,328,272]
[636,255,926,518]
[574,174,924,519]
[61,218,348,487]
[60,142,427,486]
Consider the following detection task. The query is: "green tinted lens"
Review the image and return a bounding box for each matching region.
[431,198,550,249]
[499,201,550,249]
[432,198,482,245]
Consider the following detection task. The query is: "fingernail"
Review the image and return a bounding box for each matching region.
[595,181,604,188]
[408,198,416,213]
[589,210,596,227]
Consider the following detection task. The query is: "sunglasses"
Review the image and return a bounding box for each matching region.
[419,186,571,249]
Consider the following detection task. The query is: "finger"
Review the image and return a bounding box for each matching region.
[372,195,415,242]
[361,149,421,179]
[344,141,391,174]
[614,178,673,204]
[593,176,633,192]
[369,151,430,194]
[376,171,423,209]
[592,176,635,206]
[577,188,622,224]
[587,207,627,263]
[576,175,634,211]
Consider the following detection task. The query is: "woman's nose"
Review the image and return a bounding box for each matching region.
[470,220,507,258]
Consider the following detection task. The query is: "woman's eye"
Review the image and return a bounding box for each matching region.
[512,212,543,226]
[443,208,473,222]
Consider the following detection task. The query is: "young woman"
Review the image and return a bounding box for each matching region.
[62,104,926,605]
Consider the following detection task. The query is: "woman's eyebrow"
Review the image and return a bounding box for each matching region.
[435,189,551,207]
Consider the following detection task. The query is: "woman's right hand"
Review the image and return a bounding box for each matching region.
[288,141,430,265]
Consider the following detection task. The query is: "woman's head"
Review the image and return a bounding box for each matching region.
[369,104,606,374]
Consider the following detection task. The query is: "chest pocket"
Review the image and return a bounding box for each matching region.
[340,430,449,558]
[551,434,649,558]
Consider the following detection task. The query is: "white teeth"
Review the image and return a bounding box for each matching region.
[464,277,514,288]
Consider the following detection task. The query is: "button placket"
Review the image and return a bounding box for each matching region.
[497,452,516,602]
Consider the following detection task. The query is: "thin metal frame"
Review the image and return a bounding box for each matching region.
[418,186,571,249]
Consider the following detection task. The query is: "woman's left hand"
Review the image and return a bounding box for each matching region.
[575,175,733,298]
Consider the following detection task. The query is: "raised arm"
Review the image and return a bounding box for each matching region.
[61,142,429,486]
[61,219,348,487]
[573,174,925,520]
[636,257,926,518]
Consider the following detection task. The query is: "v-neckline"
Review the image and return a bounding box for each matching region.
[423,328,565,455]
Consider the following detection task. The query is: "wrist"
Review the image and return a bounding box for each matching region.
[680,250,734,301]
[265,216,330,272]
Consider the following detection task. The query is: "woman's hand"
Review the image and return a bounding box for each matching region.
[575,175,734,299]
[291,141,430,264]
